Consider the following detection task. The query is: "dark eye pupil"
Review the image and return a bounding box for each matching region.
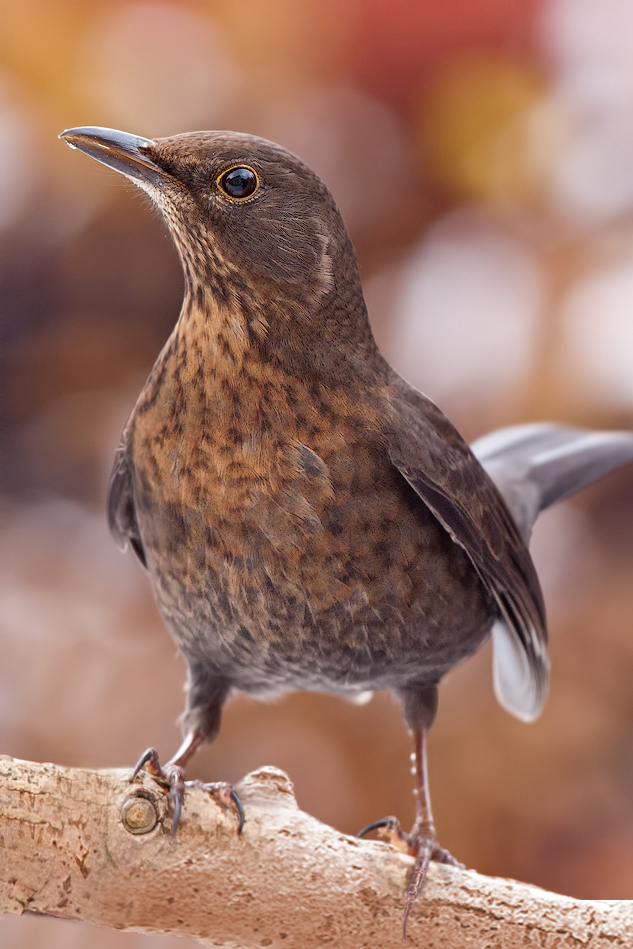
[221,167,257,198]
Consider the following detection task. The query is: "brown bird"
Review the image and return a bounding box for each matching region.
[61,125,633,935]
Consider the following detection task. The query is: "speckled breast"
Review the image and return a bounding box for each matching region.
[134,429,493,697]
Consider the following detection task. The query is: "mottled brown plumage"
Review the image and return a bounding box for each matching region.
[61,126,550,932]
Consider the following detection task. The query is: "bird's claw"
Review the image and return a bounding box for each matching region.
[197,780,246,834]
[132,746,163,781]
[357,815,414,854]
[358,815,463,939]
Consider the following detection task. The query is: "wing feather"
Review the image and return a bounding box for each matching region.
[386,392,548,721]
[107,432,147,569]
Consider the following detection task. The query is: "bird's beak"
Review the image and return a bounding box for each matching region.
[59,126,174,188]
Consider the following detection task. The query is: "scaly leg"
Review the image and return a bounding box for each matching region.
[358,727,463,938]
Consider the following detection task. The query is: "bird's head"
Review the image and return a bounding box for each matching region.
[60,127,371,361]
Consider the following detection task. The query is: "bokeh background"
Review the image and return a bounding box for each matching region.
[2,0,633,945]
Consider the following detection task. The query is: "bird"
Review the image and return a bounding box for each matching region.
[60,125,633,936]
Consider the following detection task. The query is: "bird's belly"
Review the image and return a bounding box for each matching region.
[136,423,495,694]
[145,495,494,696]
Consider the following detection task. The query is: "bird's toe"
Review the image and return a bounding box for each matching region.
[132,746,165,782]
[357,815,414,854]
[197,780,246,834]
[430,843,464,868]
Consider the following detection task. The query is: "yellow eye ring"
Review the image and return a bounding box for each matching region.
[217,165,259,200]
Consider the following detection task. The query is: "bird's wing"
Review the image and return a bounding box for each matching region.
[107,433,147,568]
[472,422,633,541]
[386,394,548,721]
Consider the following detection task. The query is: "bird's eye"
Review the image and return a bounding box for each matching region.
[218,166,258,200]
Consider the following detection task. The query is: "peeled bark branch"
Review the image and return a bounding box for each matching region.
[0,756,629,948]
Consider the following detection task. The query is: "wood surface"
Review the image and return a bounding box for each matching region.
[1,756,630,947]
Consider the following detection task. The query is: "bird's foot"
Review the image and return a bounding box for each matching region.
[357,816,463,938]
[132,747,187,837]
[131,747,245,838]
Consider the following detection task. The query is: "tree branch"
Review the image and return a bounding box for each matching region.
[0,756,629,947]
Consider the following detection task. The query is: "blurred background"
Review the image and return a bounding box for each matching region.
[2,0,633,944]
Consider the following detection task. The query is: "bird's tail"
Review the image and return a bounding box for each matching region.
[472,422,633,721]
[472,422,633,542]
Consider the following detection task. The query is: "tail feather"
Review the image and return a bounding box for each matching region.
[471,422,633,721]
[472,423,633,542]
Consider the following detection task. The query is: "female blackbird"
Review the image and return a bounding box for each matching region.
[61,126,633,934]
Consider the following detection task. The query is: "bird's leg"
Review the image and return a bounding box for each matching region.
[358,727,463,938]
[132,728,244,837]
[401,727,462,935]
